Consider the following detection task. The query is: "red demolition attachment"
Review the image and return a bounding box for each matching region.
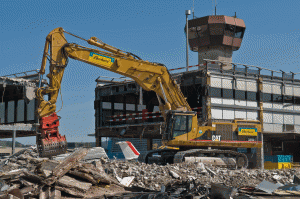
[37,112,67,157]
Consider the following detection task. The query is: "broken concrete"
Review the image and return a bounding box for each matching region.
[0,146,300,198]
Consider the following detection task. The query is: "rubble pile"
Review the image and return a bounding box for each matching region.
[0,148,128,198]
[0,147,300,198]
[104,160,298,190]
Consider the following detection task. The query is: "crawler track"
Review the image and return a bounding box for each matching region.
[139,149,248,169]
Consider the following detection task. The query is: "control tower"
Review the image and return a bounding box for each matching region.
[185,15,246,69]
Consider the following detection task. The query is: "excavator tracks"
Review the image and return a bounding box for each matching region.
[138,149,178,165]
[139,149,248,169]
[173,149,248,169]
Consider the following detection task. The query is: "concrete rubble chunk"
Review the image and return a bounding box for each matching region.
[0,169,27,180]
[55,186,85,198]
[255,180,283,194]
[46,148,89,185]
[272,174,281,180]
[53,147,108,161]
[211,183,238,199]
[58,176,92,192]
[294,175,300,184]
[83,147,108,160]
[53,148,89,177]
[68,170,97,184]
[205,166,216,176]
[169,170,180,179]
[22,171,44,185]
[20,186,35,195]
[49,189,61,199]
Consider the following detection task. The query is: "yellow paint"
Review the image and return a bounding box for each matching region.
[238,128,257,136]
[264,161,292,170]
[89,52,115,67]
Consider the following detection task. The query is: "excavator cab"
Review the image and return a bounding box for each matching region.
[163,111,194,141]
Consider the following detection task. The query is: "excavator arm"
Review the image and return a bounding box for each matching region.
[36,27,193,157]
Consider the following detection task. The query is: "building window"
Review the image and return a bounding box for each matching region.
[273,94,282,103]
[283,95,293,103]
[247,91,257,101]
[223,89,233,99]
[235,90,246,100]
[262,93,272,102]
[294,96,300,105]
[272,140,283,152]
[210,87,221,98]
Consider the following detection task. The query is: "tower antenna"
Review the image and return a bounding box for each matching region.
[215,0,217,15]
[192,0,195,19]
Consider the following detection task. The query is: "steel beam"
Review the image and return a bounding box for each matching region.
[0,124,38,131]
[12,129,16,154]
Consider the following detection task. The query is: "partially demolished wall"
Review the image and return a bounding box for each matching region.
[0,70,42,139]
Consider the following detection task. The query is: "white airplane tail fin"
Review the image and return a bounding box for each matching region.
[116,141,140,160]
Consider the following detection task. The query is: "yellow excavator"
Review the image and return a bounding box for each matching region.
[36,27,262,168]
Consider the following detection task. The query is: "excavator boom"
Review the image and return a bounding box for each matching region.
[36,27,193,157]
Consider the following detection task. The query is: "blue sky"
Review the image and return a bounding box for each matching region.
[0,0,300,145]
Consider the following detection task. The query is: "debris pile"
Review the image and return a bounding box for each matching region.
[0,147,300,198]
[0,148,128,198]
[104,160,298,190]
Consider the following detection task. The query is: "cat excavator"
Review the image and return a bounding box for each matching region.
[36,27,262,168]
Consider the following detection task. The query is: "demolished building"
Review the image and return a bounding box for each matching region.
[0,70,44,153]
[93,15,300,167]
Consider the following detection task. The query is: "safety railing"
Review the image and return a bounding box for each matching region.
[1,69,40,78]
[107,107,202,123]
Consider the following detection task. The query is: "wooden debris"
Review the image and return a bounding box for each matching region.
[58,175,92,192]
[35,160,59,173]
[53,148,89,177]
[46,148,89,185]
[83,161,123,186]
[0,194,21,199]
[78,166,123,186]
[19,179,34,187]
[20,186,35,195]
[274,190,300,196]
[38,187,51,199]
[49,188,61,199]
[0,188,24,199]
[22,171,44,184]
[0,147,128,198]
[0,169,27,180]
[55,186,85,198]
[41,170,51,178]
[68,170,98,184]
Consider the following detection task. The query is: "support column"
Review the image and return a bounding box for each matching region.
[123,95,126,125]
[147,139,153,151]
[135,94,138,124]
[34,99,38,123]
[14,99,18,123]
[96,98,102,147]
[97,136,102,147]
[24,99,28,123]
[257,77,264,170]
[4,100,8,124]
[205,73,212,122]
[12,128,16,155]
[139,86,143,105]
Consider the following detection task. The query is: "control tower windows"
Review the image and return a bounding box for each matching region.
[225,24,245,39]
[225,24,235,37]
[234,26,245,38]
